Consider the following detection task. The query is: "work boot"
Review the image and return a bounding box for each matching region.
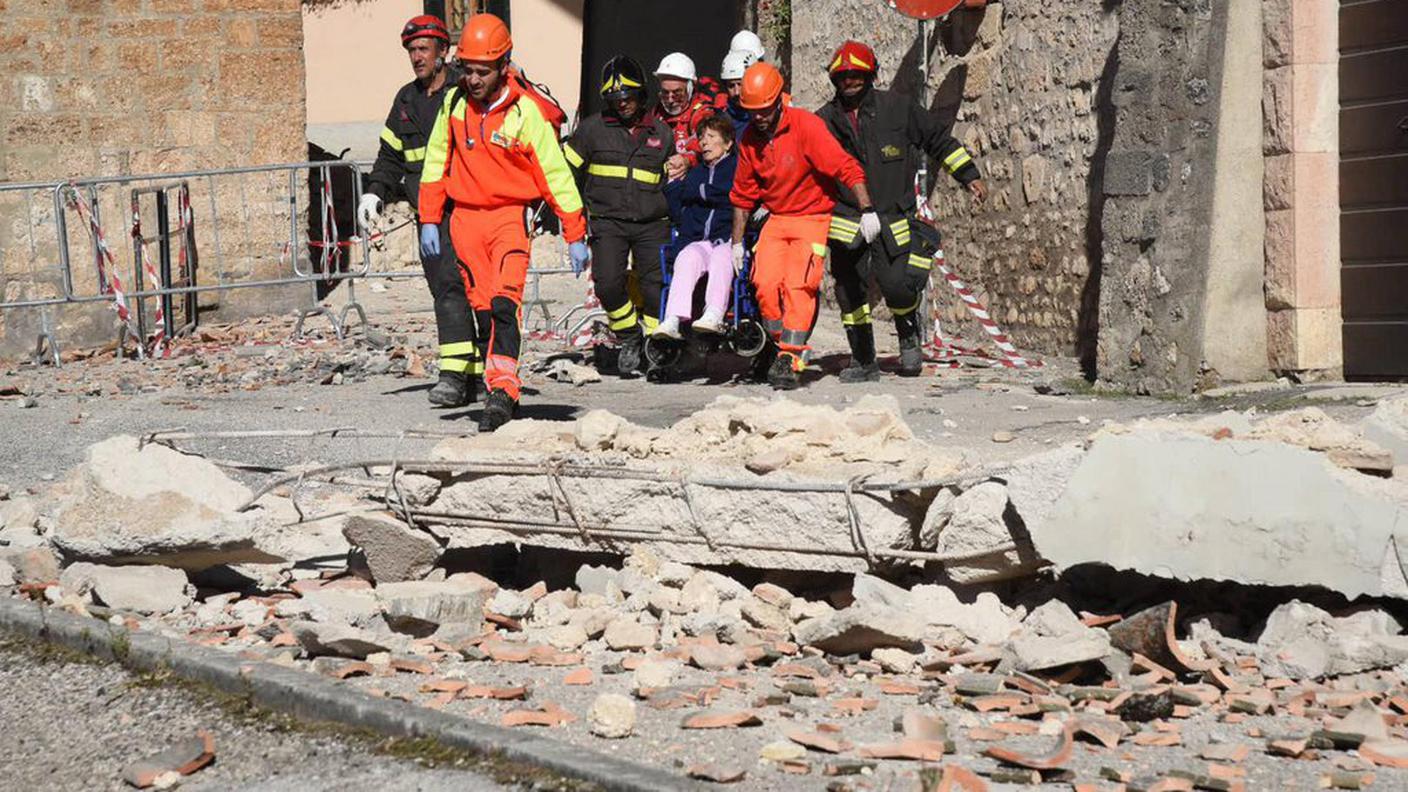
[477,388,517,433]
[427,370,475,407]
[616,328,645,378]
[839,323,880,383]
[894,312,924,377]
[747,339,778,383]
[767,353,800,391]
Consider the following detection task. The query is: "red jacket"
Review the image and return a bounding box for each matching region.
[650,97,715,167]
[419,81,586,242]
[730,106,866,217]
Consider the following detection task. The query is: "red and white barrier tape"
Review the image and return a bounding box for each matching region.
[66,186,142,354]
[928,248,1040,369]
[130,209,168,357]
[913,172,1040,370]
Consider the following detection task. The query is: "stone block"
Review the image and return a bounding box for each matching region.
[1266,308,1296,370]
[1261,0,1292,68]
[1291,0,1339,67]
[1263,153,1293,211]
[1102,151,1153,196]
[1289,203,1341,310]
[1290,306,1342,371]
[1263,208,1296,310]
[1262,66,1292,155]
[1291,63,1338,154]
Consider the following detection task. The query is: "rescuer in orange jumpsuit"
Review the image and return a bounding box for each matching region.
[729,62,879,390]
[419,14,591,431]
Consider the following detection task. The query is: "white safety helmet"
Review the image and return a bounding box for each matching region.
[720,49,751,81]
[729,30,766,62]
[654,52,698,82]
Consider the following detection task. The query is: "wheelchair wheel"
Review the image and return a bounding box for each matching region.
[644,335,684,370]
[730,318,768,358]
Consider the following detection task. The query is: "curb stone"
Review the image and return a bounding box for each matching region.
[0,597,699,792]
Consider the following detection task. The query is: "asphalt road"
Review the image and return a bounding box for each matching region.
[0,637,570,791]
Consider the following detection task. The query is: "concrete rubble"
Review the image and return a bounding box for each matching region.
[7,398,1408,786]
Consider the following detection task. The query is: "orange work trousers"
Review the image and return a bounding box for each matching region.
[750,213,830,362]
[449,205,531,400]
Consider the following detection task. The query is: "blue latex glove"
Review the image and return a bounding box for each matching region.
[568,240,591,277]
[419,224,441,258]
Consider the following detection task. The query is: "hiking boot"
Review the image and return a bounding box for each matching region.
[895,313,924,378]
[747,340,778,383]
[840,322,878,383]
[767,353,800,391]
[477,388,517,433]
[427,370,474,407]
[838,362,880,383]
[617,329,645,378]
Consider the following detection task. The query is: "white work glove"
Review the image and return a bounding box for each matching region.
[859,211,882,244]
[750,206,770,224]
[357,193,383,232]
[731,242,746,275]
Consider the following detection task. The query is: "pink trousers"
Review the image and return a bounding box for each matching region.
[665,240,732,320]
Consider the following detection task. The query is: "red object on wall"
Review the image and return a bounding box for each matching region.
[890,0,964,19]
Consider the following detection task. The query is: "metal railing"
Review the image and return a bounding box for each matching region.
[0,161,375,362]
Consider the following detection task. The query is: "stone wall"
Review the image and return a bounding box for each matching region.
[790,1,1120,362]
[0,0,309,360]
[1093,0,1226,393]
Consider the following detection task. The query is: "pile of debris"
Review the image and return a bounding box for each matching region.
[1,313,440,403]
[3,397,1408,787]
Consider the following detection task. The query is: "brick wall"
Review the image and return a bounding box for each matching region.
[0,0,308,359]
[790,1,1119,360]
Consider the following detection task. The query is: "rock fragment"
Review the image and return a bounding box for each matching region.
[0,546,60,584]
[932,481,1041,584]
[793,605,925,655]
[97,567,192,614]
[289,621,395,659]
[588,693,636,739]
[121,730,215,789]
[341,512,440,584]
[49,436,276,570]
[604,618,657,651]
[1256,600,1408,678]
[376,580,488,635]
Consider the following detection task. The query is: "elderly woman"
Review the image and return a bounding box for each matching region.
[656,115,738,339]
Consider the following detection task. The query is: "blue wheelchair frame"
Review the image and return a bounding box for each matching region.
[643,229,767,370]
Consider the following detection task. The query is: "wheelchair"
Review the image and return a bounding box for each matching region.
[643,232,768,374]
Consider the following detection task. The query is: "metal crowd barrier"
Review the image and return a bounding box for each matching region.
[0,161,376,363]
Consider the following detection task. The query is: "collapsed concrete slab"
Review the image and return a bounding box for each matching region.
[1037,433,1408,599]
[421,396,969,573]
[48,436,282,570]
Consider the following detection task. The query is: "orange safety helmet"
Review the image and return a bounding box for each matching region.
[401,14,450,47]
[828,40,878,77]
[739,62,785,110]
[457,13,512,62]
